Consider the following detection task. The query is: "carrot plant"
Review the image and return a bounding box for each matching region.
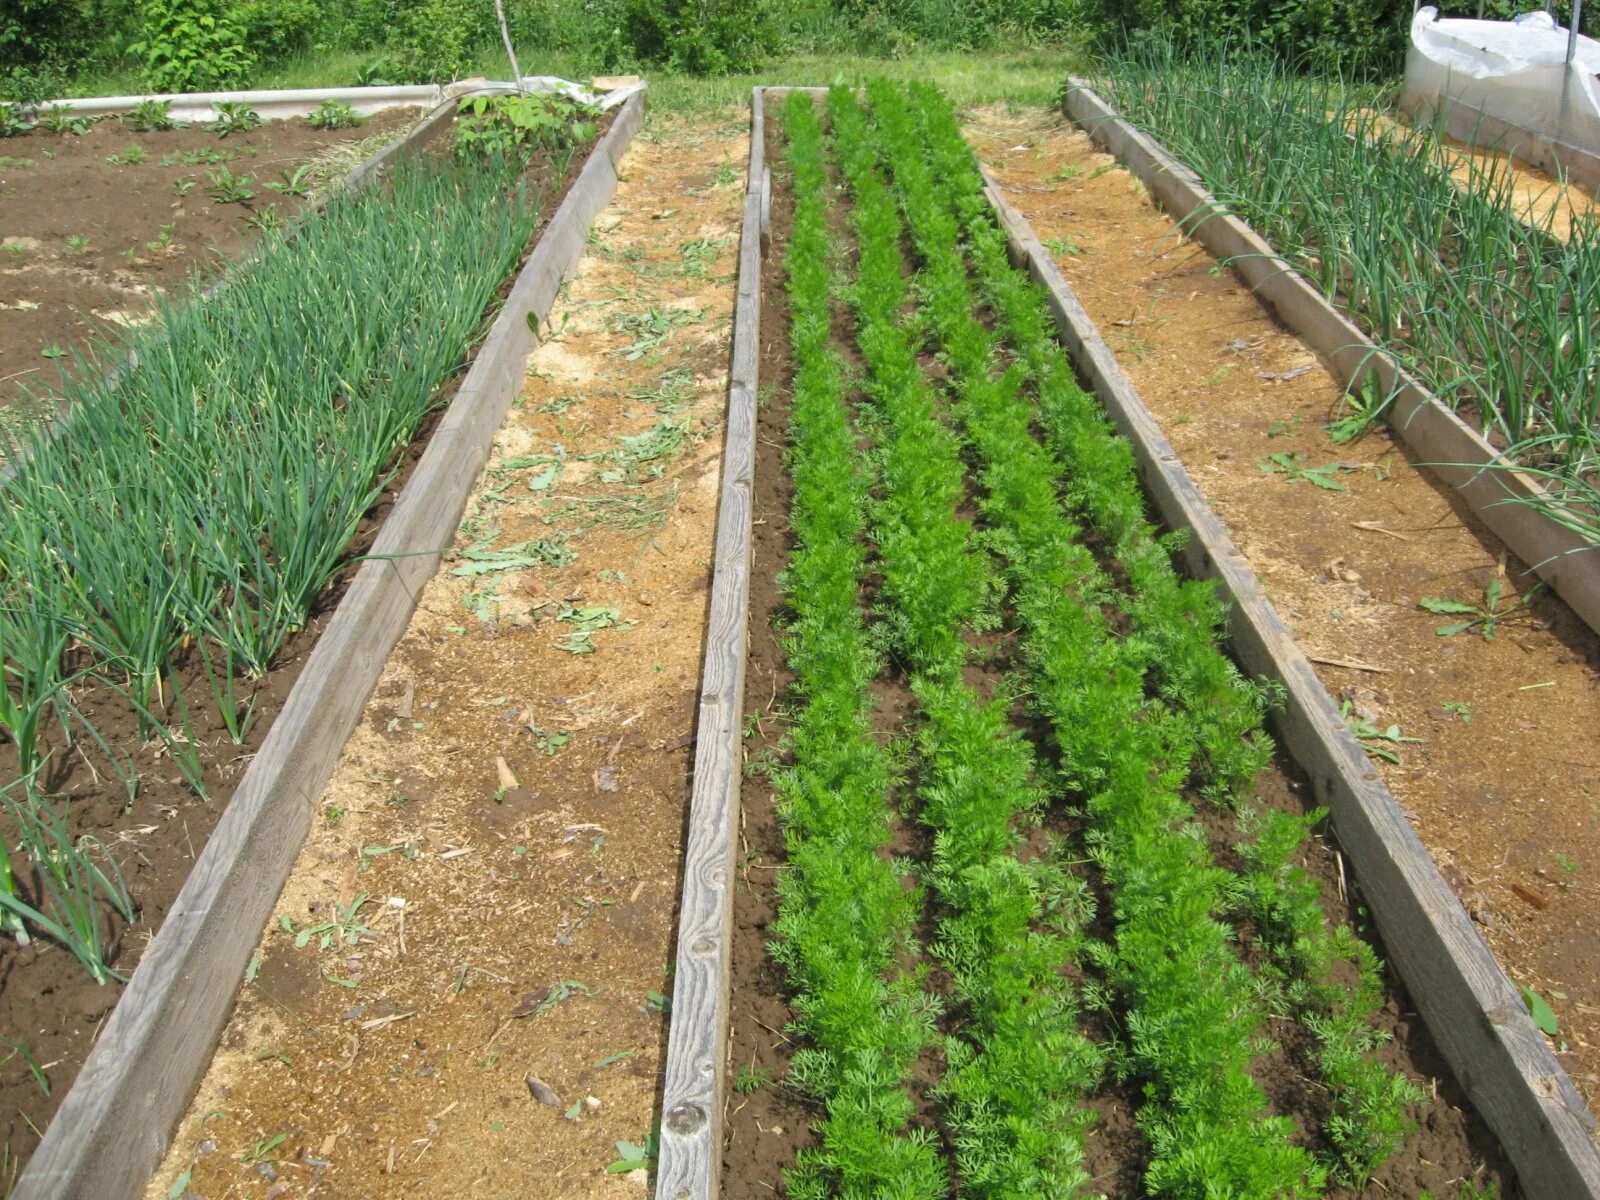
[767,91,943,1200]
[829,83,1103,1197]
[903,77,1426,1190]
[867,77,1323,1198]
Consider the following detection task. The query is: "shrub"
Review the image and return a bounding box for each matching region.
[0,64,59,111]
[388,0,487,83]
[0,0,99,70]
[1079,0,1409,77]
[623,0,779,75]
[236,0,323,61]
[129,0,255,93]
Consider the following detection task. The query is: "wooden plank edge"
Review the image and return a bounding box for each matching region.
[0,101,447,489]
[11,88,648,1200]
[980,168,1600,1198]
[653,86,766,1200]
[1060,79,1600,640]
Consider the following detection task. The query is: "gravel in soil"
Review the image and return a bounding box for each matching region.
[966,104,1600,1110]
[0,123,595,1179]
[0,107,417,414]
[143,110,749,1200]
[723,96,1515,1199]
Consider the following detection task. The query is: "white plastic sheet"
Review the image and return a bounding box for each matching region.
[1403,6,1600,171]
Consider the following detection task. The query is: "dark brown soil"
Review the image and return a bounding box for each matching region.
[0,108,419,414]
[724,104,823,1194]
[0,119,604,1177]
[723,97,1516,1199]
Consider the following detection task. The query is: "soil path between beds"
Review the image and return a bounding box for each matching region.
[143,110,748,1200]
[967,104,1600,1107]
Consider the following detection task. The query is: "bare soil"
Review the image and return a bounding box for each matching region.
[965,104,1600,1110]
[144,110,749,1200]
[0,122,599,1179]
[0,108,417,414]
[722,97,1516,1198]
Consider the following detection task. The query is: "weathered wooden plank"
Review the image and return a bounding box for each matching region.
[653,86,766,1200]
[982,168,1600,1199]
[1061,80,1600,641]
[12,89,648,1200]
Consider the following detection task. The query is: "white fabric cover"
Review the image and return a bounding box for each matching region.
[1405,6,1600,154]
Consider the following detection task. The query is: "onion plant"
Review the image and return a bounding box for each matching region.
[1090,43,1600,540]
[0,135,578,977]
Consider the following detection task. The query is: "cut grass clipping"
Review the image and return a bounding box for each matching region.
[758,82,1439,1198]
[0,138,581,983]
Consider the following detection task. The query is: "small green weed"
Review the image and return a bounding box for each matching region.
[1259,451,1357,491]
[1420,578,1537,640]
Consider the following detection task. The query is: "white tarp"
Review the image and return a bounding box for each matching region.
[1403,6,1600,173]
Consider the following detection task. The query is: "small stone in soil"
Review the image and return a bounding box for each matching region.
[525,1073,561,1107]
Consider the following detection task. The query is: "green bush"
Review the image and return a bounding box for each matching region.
[388,0,487,83]
[1077,0,1401,76]
[1079,0,1595,78]
[623,0,779,74]
[236,0,323,61]
[0,64,60,109]
[829,0,1073,50]
[129,0,255,92]
[1,0,116,70]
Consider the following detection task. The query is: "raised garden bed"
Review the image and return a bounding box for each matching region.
[1060,68,1600,641]
[0,104,420,414]
[2,87,644,1199]
[658,81,1596,1200]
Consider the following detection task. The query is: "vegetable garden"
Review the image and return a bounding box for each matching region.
[0,99,409,415]
[1088,45,1600,546]
[0,40,1597,1199]
[0,88,608,1180]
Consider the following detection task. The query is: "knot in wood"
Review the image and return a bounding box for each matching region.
[665,1101,707,1135]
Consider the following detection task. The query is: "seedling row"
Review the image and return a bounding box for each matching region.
[729,82,1507,1198]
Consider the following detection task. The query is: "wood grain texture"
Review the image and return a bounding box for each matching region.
[1061,81,1600,641]
[11,89,647,1200]
[981,168,1600,1199]
[653,86,766,1200]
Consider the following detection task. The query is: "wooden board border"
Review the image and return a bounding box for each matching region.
[653,84,769,1200]
[1061,80,1600,640]
[12,88,647,1200]
[980,166,1600,1199]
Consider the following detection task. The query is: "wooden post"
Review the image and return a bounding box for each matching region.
[653,86,767,1200]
